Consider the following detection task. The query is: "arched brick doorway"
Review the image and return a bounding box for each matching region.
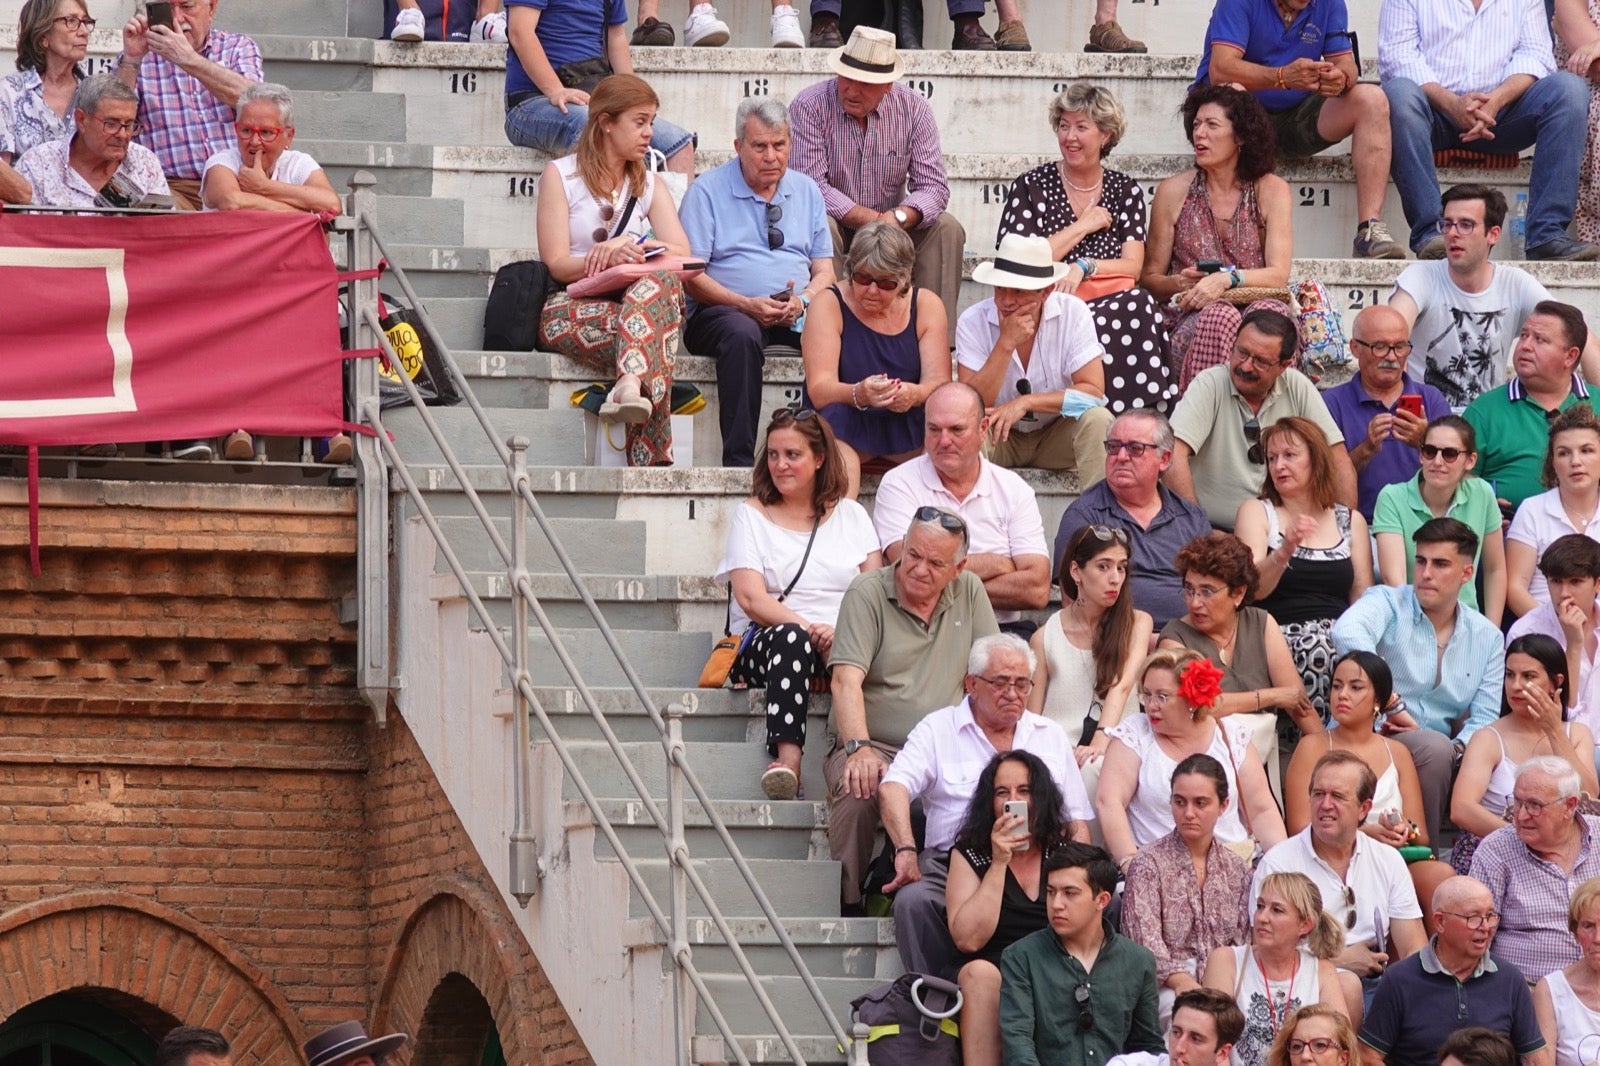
[0,893,304,1064]
[412,974,502,1066]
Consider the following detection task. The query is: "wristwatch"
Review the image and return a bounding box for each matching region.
[893,208,909,227]
[843,739,872,756]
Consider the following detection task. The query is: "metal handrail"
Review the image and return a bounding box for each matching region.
[342,188,862,1065]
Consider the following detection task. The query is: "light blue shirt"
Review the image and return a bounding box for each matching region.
[678,160,830,301]
[1332,585,1504,741]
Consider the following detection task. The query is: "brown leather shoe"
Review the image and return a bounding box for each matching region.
[994,19,1031,50]
[630,16,675,46]
[1085,19,1146,53]
[952,15,996,50]
[807,13,842,48]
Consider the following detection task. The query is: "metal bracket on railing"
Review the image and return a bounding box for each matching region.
[666,702,692,1066]
[508,435,541,905]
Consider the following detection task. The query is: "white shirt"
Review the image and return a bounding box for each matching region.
[1392,261,1551,408]
[954,292,1105,433]
[882,697,1093,852]
[1506,488,1600,609]
[1251,827,1423,947]
[1378,0,1556,94]
[871,454,1050,624]
[203,146,322,187]
[714,498,878,632]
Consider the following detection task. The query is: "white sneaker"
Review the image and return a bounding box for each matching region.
[770,4,804,47]
[470,11,507,42]
[684,3,730,46]
[389,7,425,41]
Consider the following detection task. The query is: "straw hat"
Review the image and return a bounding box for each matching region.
[828,25,902,84]
[971,234,1072,290]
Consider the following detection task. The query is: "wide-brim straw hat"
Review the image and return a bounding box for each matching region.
[971,233,1072,290]
[829,25,903,84]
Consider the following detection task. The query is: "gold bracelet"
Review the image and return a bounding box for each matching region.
[1275,66,1287,89]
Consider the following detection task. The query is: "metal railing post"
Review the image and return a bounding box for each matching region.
[508,435,540,904]
[849,1021,870,1065]
[666,702,691,1066]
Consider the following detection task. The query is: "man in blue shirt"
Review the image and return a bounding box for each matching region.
[1333,517,1505,845]
[1194,0,1401,259]
[679,98,833,466]
[1321,305,1452,521]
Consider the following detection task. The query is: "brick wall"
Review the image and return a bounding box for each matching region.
[0,480,591,1066]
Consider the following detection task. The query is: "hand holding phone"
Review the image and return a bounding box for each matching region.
[1396,394,1424,419]
[147,1,174,29]
[1197,259,1224,274]
[1002,799,1029,851]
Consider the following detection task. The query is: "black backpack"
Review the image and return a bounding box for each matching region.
[849,973,962,1065]
[482,260,557,352]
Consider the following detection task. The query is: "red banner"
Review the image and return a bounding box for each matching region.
[0,211,350,446]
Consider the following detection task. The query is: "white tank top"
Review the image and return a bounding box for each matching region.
[1546,969,1600,1066]
[555,153,655,255]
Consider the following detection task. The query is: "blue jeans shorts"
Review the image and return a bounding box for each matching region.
[504,92,696,159]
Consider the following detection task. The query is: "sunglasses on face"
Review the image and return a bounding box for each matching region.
[1419,444,1466,462]
[1103,439,1159,458]
[851,271,904,292]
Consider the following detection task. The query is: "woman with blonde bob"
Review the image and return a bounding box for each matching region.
[1533,877,1600,1066]
[535,74,692,467]
[1263,1004,1360,1066]
[1205,873,1357,1066]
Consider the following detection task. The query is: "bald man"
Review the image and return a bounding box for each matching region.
[1320,305,1452,522]
[1359,876,1548,1066]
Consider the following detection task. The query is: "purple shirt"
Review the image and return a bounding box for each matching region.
[1321,373,1452,520]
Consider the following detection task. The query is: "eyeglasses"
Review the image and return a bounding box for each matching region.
[235,124,287,144]
[591,199,617,245]
[1243,417,1263,464]
[1351,339,1413,359]
[765,202,783,251]
[975,675,1034,695]
[770,407,818,426]
[1140,691,1176,707]
[1437,218,1480,235]
[851,271,904,292]
[53,14,95,30]
[95,117,140,136]
[1085,524,1130,547]
[1234,350,1286,372]
[1439,910,1500,930]
[1103,439,1160,458]
[1419,444,1467,462]
[1074,984,1094,1033]
[1179,583,1227,602]
[1289,1039,1339,1058]
[1511,795,1562,815]
[913,505,969,547]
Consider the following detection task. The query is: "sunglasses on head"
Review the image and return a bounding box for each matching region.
[770,407,818,426]
[914,505,969,547]
[1243,417,1263,465]
[1085,524,1130,547]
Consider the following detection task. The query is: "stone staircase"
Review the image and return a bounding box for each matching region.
[10,0,1599,1060]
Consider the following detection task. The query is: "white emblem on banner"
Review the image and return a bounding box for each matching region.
[0,246,135,416]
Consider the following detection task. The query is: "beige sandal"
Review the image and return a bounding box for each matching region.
[1085,19,1146,53]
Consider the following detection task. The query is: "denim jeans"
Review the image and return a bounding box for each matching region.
[504,94,696,159]
[1383,73,1589,251]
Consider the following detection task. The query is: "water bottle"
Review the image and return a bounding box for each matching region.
[1510,191,1528,258]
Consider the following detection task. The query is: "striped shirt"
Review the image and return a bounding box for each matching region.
[127,29,262,180]
[1378,0,1555,93]
[788,78,949,227]
[1331,584,1504,741]
[1469,815,1600,982]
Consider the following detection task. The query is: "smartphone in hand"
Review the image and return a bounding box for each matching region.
[1397,394,1424,419]
[1002,800,1029,850]
[147,1,174,28]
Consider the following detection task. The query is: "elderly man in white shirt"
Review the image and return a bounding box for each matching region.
[1379,0,1597,261]
[879,633,1092,980]
[955,233,1114,482]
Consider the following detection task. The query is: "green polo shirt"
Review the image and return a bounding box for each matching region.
[1170,364,1346,529]
[829,564,999,747]
[1371,473,1499,609]
[1463,376,1593,510]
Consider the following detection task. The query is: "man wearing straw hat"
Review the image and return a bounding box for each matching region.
[956,233,1114,482]
[789,25,966,327]
[303,1021,408,1066]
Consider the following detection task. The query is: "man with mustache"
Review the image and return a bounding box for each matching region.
[1322,305,1452,522]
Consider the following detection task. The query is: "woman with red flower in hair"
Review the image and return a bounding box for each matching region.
[1097,648,1285,875]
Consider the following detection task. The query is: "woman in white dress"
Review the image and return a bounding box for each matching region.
[1534,877,1600,1066]
[1027,523,1152,801]
[1205,872,1355,1066]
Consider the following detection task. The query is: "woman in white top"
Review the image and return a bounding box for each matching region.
[715,409,881,799]
[1204,872,1355,1066]
[1026,523,1151,799]
[201,83,340,214]
[1450,633,1598,872]
[1097,648,1285,870]
[1534,877,1600,1066]
[1507,405,1600,618]
[535,74,691,467]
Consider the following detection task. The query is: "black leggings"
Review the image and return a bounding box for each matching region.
[730,622,822,755]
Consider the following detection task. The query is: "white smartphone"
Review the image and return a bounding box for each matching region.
[1002,800,1029,850]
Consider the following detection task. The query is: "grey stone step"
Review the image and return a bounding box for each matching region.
[571,798,826,862]
[293,89,410,143]
[532,628,711,688]
[667,916,896,981]
[693,1033,853,1066]
[629,857,841,919]
[529,685,832,744]
[432,516,649,577]
[565,740,824,803]
[383,405,587,466]
[695,974,881,1046]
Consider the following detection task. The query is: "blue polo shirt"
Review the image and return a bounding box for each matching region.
[1193,0,1354,111]
[678,160,831,303]
[504,0,627,97]
[1321,373,1452,520]
[1054,482,1212,631]
[1359,940,1543,1066]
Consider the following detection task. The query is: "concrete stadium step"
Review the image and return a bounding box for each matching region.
[431,514,648,575]
[695,974,881,1048]
[564,739,836,805]
[530,627,712,688]
[627,856,842,918]
[383,405,588,466]
[530,685,784,742]
[653,916,896,981]
[693,1032,854,1066]
[444,570,714,632]
[575,798,827,863]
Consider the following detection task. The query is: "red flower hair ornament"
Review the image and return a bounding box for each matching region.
[1177,658,1226,712]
